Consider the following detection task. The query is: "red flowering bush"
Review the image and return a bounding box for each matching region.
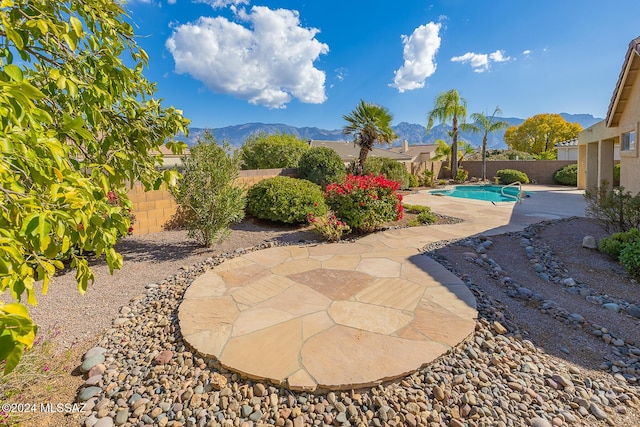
[308,211,351,242]
[324,174,403,232]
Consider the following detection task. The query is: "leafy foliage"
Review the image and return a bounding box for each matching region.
[297,146,346,188]
[403,203,437,226]
[495,169,530,184]
[614,163,621,187]
[454,169,469,183]
[620,242,640,278]
[427,89,468,178]
[585,185,640,233]
[362,157,410,189]
[247,177,327,224]
[325,174,403,232]
[343,100,397,173]
[307,211,351,242]
[239,132,309,170]
[171,132,245,247]
[0,0,188,372]
[598,228,640,260]
[407,174,419,188]
[504,114,581,156]
[552,164,578,186]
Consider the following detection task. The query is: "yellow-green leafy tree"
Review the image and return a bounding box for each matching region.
[0,0,189,373]
[504,113,581,158]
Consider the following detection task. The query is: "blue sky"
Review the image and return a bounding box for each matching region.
[125,0,640,130]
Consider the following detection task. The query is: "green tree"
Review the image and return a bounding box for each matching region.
[462,107,510,180]
[239,132,309,169]
[0,0,189,372]
[427,89,468,178]
[171,132,245,247]
[343,100,397,174]
[504,113,581,157]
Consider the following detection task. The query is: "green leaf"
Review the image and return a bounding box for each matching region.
[0,335,15,362]
[4,64,23,82]
[70,16,83,37]
[4,345,24,375]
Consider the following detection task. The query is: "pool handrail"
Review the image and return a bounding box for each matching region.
[501,181,523,203]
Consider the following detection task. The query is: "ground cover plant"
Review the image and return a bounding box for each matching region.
[247,177,327,224]
[170,132,245,247]
[324,174,403,232]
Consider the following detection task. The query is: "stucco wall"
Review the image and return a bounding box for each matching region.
[127,168,299,235]
[461,160,577,185]
[617,70,640,194]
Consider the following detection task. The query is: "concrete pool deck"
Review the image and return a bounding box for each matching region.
[178,185,586,391]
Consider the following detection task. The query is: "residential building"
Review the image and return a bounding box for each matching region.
[308,140,412,166]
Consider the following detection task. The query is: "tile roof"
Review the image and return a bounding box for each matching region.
[554,138,578,148]
[309,140,412,162]
[606,36,640,128]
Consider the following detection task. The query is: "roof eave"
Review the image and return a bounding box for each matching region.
[606,37,640,128]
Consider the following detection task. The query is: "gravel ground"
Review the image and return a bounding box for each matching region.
[5,215,640,427]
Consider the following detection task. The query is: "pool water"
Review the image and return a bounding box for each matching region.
[430,185,525,203]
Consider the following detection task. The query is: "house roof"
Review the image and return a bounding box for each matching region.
[554,138,579,148]
[606,36,640,128]
[388,144,437,157]
[309,140,412,162]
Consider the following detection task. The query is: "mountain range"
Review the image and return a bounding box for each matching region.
[177,113,602,150]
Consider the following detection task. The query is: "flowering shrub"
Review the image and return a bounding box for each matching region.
[325,174,403,232]
[308,211,351,242]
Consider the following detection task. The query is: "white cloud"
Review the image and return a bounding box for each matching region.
[166,6,329,108]
[451,49,510,72]
[390,22,441,92]
[523,49,531,56]
[451,52,489,72]
[194,0,249,8]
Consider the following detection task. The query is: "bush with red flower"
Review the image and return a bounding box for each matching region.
[324,174,403,232]
[307,211,351,242]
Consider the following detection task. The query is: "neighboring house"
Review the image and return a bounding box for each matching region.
[388,140,438,162]
[308,140,412,166]
[554,139,579,161]
[578,36,640,194]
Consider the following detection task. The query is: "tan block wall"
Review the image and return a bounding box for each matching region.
[127,168,299,235]
[460,160,577,185]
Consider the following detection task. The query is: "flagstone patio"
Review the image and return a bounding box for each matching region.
[178,185,587,391]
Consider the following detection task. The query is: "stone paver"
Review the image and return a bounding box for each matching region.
[179,185,586,391]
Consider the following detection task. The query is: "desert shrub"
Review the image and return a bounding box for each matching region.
[407,174,419,188]
[553,164,578,186]
[420,170,434,187]
[171,133,246,247]
[585,185,640,232]
[403,204,429,214]
[325,174,403,232]
[247,177,327,223]
[496,169,530,184]
[239,132,309,169]
[455,169,469,183]
[362,157,410,189]
[620,241,640,277]
[297,147,346,188]
[614,163,621,186]
[599,228,640,260]
[308,211,351,242]
[404,204,436,226]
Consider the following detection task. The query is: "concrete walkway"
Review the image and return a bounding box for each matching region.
[178,185,586,391]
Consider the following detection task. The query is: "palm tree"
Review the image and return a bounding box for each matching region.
[462,106,509,181]
[426,89,467,178]
[343,100,397,174]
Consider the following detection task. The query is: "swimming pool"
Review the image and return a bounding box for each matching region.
[430,185,525,203]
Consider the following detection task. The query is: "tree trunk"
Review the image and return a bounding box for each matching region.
[481,134,487,181]
[451,116,458,179]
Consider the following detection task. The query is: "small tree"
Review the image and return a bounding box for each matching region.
[239,132,309,169]
[462,107,509,180]
[427,89,468,178]
[172,133,245,247]
[504,113,581,157]
[297,146,346,188]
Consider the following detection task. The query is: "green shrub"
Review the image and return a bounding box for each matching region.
[247,177,327,223]
[599,228,640,260]
[614,163,621,186]
[585,185,640,232]
[420,170,434,187]
[407,174,419,188]
[308,211,351,242]
[297,146,346,188]
[620,241,640,277]
[553,164,578,186]
[455,169,469,183]
[325,174,403,232]
[496,169,530,184]
[362,157,410,189]
[171,133,246,247]
[403,204,430,214]
[239,132,309,169]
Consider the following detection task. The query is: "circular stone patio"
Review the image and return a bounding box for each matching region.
[178,235,477,392]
